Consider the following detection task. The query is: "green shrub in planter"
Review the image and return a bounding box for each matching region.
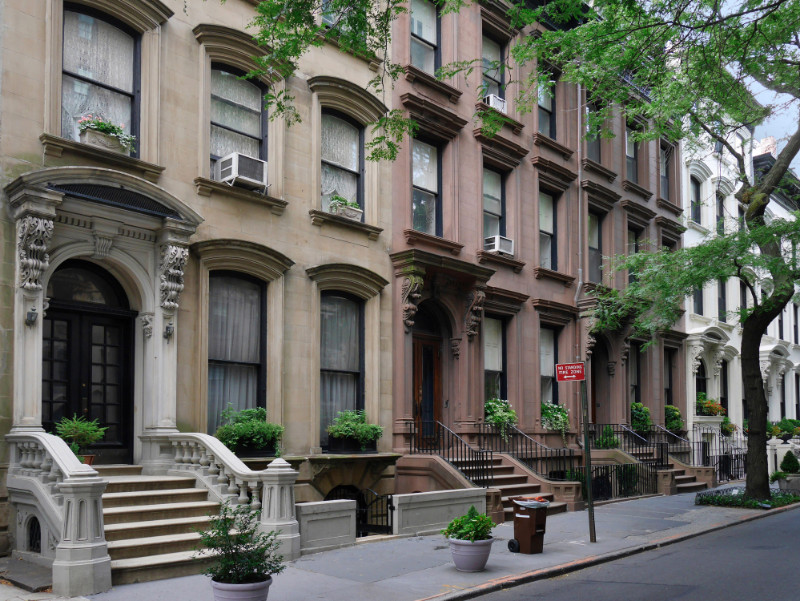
[595,425,620,449]
[54,414,107,455]
[630,402,652,434]
[541,401,570,446]
[441,506,495,542]
[779,450,800,474]
[664,405,684,433]
[214,405,284,455]
[485,398,518,441]
[327,410,383,450]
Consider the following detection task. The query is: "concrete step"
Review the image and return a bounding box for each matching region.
[93,465,144,477]
[103,488,209,508]
[104,515,214,542]
[490,473,530,486]
[676,481,708,493]
[103,501,219,525]
[497,483,543,499]
[107,532,202,560]
[673,474,696,485]
[104,476,198,494]
[110,550,215,585]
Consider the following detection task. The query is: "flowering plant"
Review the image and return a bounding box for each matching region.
[78,114,136,151]
[484,398,518,441]
[541,400,570,446]
[695,392,726,417]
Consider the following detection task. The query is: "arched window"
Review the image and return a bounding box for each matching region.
[690,176,702,223]
[207,272,266,433]
[319,292,364,447]
[321,111,363,213]
[62,7,139,154]
[210,64,267,172]
[696,361,708,398]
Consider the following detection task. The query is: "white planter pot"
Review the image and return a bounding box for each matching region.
[211,577,272,601]
[778,474,800,492]
[79,129,130,156]
[329,204,363,221]
[448,537,494,572]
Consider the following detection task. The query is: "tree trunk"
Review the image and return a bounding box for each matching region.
[741,317,771,500]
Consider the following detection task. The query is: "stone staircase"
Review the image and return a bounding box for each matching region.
[665,466,708,494]
[96,465,219,585]
[453,455,567,522]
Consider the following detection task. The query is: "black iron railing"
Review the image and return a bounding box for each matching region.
[688,425,747,483]
[361,488,393,535]
[567,462,658,501]
[478,423,577,479]
[409,420,494,486]
[587,423,669,468]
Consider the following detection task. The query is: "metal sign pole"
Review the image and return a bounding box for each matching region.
[581,379,597,543]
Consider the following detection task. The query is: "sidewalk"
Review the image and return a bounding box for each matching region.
[1,489,796,601]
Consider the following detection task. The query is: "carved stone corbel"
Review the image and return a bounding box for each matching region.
[159,244,189,310]
[451,337,461,359]
[713,349,726,376]
[465,284,486,339]
[607,361,617,376]
[690,343,704,374]
[17,215,54,291]
[585,332,596,358]
[401,274,424,332]
[140,313,154,339]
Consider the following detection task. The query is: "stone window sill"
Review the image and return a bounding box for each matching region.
[194,177,288,216]
[309,209,383,241]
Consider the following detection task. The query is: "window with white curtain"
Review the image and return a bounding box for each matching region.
[210,66,265,171]
[540,327,558,404]
[483,168,503,238]
[207,273,266,434]
[320,292,363,447]
[539,191,556,270]
[410,0,438,74]
[412,138,440,235]
[538,78,555,137]
[588,212,602,283]
[321,111,362,212]
[484,317,505,400]
[482,36,503,98]
[626,127,639,183]
[62,9,137,151]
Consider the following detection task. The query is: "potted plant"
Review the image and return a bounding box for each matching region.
[54,414,108,465]
[196,502,285,601]
[327,194,363,221]
[484,398,518,441]
[441,505,496,572]
[541,400,570,446]
[771,450,800,492]
[695,392,726,416]
[664,404,685,434]
[327,409,383,452]
[630,402,652,435]
[214,405,284,457]
[77,114,136,155]
[594,425,620,449]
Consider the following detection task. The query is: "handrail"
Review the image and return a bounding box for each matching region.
[478,423,577,478]
[652,424,689,444]
[588,423,669,468]
[408,420,494,487]
[140,432,273,509]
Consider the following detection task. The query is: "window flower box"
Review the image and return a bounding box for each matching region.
[79,129,130,155]
[329,203,363,221]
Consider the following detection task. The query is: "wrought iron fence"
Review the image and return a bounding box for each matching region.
[408,420,494,486]
[567,463,658,502]
[478,423,577,479]
[326,486,394,536]
[587,423,669,468]
[688,425,747,483]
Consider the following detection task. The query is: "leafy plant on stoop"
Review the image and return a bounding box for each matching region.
[54,414,107,460]
[214,405,284,456]
[327,409,383,451]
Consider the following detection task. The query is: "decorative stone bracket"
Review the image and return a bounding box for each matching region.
[465,284,486,339]
[159,244,189,310]
[17,216,54,291]
[401,273,424,332]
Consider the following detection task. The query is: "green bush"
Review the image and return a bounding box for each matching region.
[777,418,800,438]
[54,414,107,455]
[595,425,620,449]
[720,416,736,437]
[214,404,284,454]
[441,506,495,542]
[770,471,788,483]
[630,402,652,434]
[779,450,800,474]
[541,401,570,445]
[696,392,726,416]
[327,410,383,450]
[695,487,800,509]
[197,502,285,584]
[485,398,518,440]
[664,405,684,432]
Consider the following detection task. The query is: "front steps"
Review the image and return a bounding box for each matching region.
[96,465,219,585]
[670,467,708,494]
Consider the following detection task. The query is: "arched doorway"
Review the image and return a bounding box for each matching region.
[412,303,447,438]
[42,260,136,463]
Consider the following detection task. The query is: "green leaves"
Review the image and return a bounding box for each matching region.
[441,505,495,542]
[326,410,383,450]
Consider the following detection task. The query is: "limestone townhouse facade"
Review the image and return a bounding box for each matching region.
[0,0,396,555]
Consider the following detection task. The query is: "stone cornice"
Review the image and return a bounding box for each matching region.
[531,156,578,191]
[532,133,574,160]
[533,267,575,286]
[403,229,464,255]
[309,210,383,241]
[475,102,523,136]
[403,66,462,103]
[621,199,657,227]
[473,129,528,170]
[401,94,468,140]
[476,250,525,273]
[621,178,654,201]
[306,263,389,299]
[581,158,617,183]
[194,177,287,216]
[582,180,621,212]
[390,249,494,283]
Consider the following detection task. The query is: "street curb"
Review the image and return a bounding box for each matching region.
[416,502,800,601]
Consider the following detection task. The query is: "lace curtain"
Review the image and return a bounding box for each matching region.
[321,114,359,207]
[540,328,555,404]
[61,11,134,141]
[319,294,361,446]
[210,69,262,159]
[207,275,263,433]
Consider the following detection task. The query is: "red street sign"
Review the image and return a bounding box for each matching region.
[556,362,585,382]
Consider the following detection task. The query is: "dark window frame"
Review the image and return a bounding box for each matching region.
[625,126,639,184]
[664,347,675,407]
[586,102,602,163]
[540,325,559,405]
[539,187,558,271]
[720,360,729,413]
[483,314,507,401]
[693,286,704,316]
[409,0,441,74]
[63,4,141,158]
[659,141,672,200]
[321,108,366,213]
[690,177,702,224]
[718,278,727,323]
[411,136,443,237]
[482,166,506,238]
[588,211,603,283]
[629,341,642,405]
[716,193,725,235]
[481,33,505,100]
[627,227,642,284]
[209,63,269,167]
[696,361,708,398]
[538,75,556,138]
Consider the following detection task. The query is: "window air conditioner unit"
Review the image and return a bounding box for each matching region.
[484,235,514,256]
[484,93,507,114]
[215,152,268,190]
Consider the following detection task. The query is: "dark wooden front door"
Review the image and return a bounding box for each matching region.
[413,335,442,438]
[42,305,134,464]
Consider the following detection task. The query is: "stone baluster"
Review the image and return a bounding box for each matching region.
[237,481,249,505]
[199,449,210,470]
[190,444,200,468]
[40,454,53,484]
[226,473,238,497]
[249,481,262,510]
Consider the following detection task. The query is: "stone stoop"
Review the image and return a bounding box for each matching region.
[666,467,708,494]
[453,456,567,522]
[95,465,219,585]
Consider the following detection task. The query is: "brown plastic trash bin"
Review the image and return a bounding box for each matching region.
[508,496,548,554]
